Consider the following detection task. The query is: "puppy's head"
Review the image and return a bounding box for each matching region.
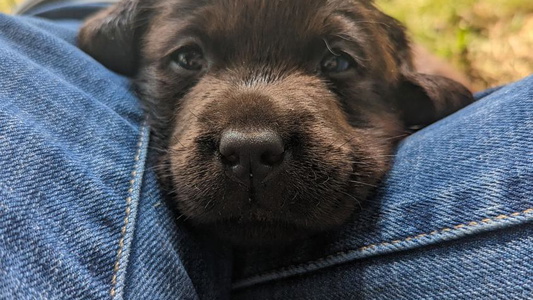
[79,0,473,245]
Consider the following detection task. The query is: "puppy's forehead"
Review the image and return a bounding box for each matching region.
[166,0,337,31]
[151,0,372,52]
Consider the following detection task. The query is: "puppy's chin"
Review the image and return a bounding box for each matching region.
[177,186,362,247]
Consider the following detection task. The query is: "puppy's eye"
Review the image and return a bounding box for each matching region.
[170,46,206,71]
[320,52,355,74]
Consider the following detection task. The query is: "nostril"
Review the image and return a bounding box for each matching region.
[220,150,239,166]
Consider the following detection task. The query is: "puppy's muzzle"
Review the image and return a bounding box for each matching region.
[219,129,285,189]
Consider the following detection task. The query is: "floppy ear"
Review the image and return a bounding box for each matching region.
[369,6,475,129]
[396,73,474,129]
[78,0,151,76]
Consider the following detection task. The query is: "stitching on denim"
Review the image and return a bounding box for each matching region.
[235,207,533,287]
[110,127,147,298]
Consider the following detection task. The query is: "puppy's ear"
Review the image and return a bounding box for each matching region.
[371,8,475,129]
[396,73,474,129]
[78,0,151,76]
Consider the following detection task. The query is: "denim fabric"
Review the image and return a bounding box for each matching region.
[0,9,532,300]
[0,14,231,300]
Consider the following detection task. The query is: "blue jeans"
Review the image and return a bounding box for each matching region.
[0,6,532,300]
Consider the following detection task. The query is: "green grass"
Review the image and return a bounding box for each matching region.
[376,0,533,89]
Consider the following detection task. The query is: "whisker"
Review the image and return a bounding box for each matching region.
[323,38,340,56]
[338,190,363,210]
[187,108,200,120]
[148,145,170,153]
[348,180,377,188]
[382,133,411,141]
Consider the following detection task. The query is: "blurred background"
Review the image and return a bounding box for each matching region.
[1,0,532,90]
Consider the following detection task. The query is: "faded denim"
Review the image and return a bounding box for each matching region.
[0,7,532,300]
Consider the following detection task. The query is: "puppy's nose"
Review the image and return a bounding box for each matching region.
[219,129,284,184]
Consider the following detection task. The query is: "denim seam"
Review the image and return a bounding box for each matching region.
[232,207,533,290]
[110,123,150,299]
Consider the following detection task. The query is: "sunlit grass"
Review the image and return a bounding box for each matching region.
[0,0,17,13]
[376,0,533,89]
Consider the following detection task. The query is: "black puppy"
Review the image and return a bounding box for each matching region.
[78,0,473,245]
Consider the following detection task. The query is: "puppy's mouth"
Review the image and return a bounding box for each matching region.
[188,177,357,246]
[169,128,372,245]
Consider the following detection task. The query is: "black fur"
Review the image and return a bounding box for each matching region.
[79,0,474,245]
